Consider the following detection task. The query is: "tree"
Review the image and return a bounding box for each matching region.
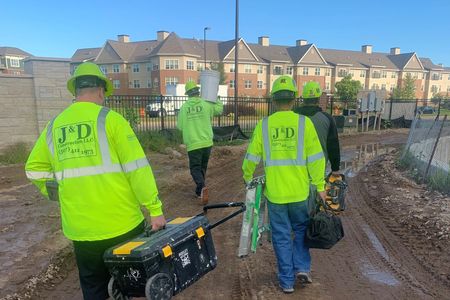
[334,75,362,108]
[210,62,227,85]
[402,73,416,99]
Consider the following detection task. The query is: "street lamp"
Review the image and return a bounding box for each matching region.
[204,27,211,69]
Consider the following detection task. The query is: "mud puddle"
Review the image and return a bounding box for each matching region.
[339,143,398,177]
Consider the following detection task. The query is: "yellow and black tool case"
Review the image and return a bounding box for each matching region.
[104,202,245,300]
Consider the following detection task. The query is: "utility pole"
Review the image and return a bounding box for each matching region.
[203,27,210,70]
[234,0,239,126]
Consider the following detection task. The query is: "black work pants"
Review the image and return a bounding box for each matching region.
[188,146,212,196]
[73,221,145,300]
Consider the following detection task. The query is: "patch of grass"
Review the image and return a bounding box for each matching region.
[0,142,30,165]
[214,139,247,146]
[137,130,182,153]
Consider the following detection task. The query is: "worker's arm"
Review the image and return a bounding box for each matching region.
[211,99,224,117]
[242,120,263,184]
[109,112,164,218]
[304,117,326,192]
[25,125,54,199]
[323,112,341,172]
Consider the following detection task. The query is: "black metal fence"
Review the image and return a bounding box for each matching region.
[105,95,450,134]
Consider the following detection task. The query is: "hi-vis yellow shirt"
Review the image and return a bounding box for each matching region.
[242,111,325,204]
[25,102,163,241]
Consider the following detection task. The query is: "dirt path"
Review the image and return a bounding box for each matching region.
[4,129,450,299]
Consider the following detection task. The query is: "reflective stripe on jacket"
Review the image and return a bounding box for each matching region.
[25,102,162,241]
[242,111,325,204]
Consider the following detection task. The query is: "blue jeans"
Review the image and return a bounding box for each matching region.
[267,200,311,289]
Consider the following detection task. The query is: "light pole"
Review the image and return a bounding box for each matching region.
[204,27,211,70]
[234,0,239,125]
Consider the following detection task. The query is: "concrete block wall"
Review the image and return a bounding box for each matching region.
[0,57,72,151]
[0,75,38,149]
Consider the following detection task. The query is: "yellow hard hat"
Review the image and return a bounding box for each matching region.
[67,62,113,97]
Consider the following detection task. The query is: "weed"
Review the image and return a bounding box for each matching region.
[0,142,30,165]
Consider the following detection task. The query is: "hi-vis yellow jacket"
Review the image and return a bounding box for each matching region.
[25,102,163,241]
[242,111,325,204]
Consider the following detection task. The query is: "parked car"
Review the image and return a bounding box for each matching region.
[145,97,181,117]
[418,106,434,114]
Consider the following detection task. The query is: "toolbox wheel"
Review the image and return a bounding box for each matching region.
[145,273,173,300]
[108,277,130,300]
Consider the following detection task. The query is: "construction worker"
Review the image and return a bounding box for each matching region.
[294,81,341,212]
[177,81,223,205]
[242,76,326,293]
[294,81,341,174]
[25,62,166,300]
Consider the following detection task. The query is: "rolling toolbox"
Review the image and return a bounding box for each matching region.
[104,202,245,300]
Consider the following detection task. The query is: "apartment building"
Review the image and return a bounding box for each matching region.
[0,47,32,75]
[70,31,450,99]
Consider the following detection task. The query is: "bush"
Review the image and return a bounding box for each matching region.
[0,142,30,165]
[137,130,182,153]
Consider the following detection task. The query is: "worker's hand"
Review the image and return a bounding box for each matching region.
[318,191,327,202]
[150,215,166,231]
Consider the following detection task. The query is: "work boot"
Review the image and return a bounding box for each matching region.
[278,284,294,294]
[200,187,209,205]
[297,272,313,284]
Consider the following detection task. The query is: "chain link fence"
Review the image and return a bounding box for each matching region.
[401,114,450,194]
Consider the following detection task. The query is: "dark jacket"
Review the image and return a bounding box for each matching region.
[294,106,341,171]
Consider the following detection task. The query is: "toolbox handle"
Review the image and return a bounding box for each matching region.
[200,202,246,230]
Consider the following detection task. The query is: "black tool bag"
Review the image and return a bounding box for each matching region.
[104,202,245,300]
[304,199,344,249]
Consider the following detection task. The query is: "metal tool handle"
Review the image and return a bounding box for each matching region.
[201,202,246,230]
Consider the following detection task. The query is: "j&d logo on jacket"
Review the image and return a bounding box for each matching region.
[57,123,92,144]
[271,127,295,140]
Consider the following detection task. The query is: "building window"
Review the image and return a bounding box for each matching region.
[229,65,235,73]
[152,63,159,70]
[186,61,194,70]
[431,73,440,80]
[349,70,354,77]
[147,80,152,88]
[9,58,20,67]
[303,67,309,75]
[381,71,387,78]
[273,66,283,75]
[257,80,263,89]
[146,63,152,72]
[113,64,120,73]
[372,71,381,78]
[244,80,252,89]
[390,84,395,92]
[361,83,365,89]
[431,85,438,94]
[133,80,140,88]
[113,80,120,89]
[325,69,331,76]
[100,65,107,74]
[381,84,386,90]
[325,82,330,91]
[257,65,264,74]
[132,64,139,73]
[315,68,320,76]
[197,64,204,71]
[447,86,450,92]
[165,60,179,70]
[338,69,348,77]
[371,83,379,90]
[165,77,179,86]
[391,72,396,79]
[229,80,235,88]
[286,67,293,75]
[244,64,252,73]
[153,78,159,87]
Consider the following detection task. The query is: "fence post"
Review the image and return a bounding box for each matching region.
[160,94,165,130]
[414,98,419,115]
[438,98,442,117]
[424,115,447,177]
[217,96,221,127]
[330,97,334,115]
[388,99,394,121]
